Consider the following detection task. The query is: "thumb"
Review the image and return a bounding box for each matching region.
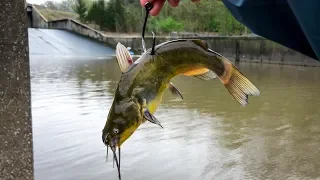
[140,0,166,16]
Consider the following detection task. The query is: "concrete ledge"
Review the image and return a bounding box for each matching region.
[30,4,48,28]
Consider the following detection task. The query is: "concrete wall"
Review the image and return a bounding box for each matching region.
[116,36,319,66]
[0,0,34,179]
[30,5,319,66]
[47,18,123,49]
[30,5,48,28]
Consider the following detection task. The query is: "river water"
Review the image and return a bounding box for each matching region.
[30,55,320,180]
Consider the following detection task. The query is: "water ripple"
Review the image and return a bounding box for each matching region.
[31,58,320,180]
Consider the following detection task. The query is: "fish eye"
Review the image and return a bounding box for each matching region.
[113,128,119,134]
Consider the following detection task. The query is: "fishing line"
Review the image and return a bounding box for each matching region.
[141,1,153,53]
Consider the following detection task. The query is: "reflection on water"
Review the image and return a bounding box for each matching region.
[31,56,320,180]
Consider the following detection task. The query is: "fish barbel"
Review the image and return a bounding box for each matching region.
[102,39,260,179]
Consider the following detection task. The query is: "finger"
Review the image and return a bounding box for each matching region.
[168,0,180,7]
[140,0,149,6]
[149,0,166,16]
[140,0,166,16]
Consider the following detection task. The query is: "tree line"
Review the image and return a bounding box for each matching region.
[40,0,250,35]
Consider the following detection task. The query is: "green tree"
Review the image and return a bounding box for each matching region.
[155,17,184,33]
[43,0,249,35]
[86,0,113,30]
[96,0,106,29]
[86,1,99,25]
[73,0,87,22]
[104,0,116,31]
[124,4,143,33]
[114,0,126,32]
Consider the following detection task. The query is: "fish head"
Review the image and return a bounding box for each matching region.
[102,97,143,149]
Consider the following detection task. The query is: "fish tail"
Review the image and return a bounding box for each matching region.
[220,63,260,106]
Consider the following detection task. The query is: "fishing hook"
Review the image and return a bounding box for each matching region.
[141,1,154,53]
[151,31,156,55]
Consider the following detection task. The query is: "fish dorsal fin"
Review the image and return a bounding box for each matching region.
[116,42,134,72]
[191,39,209,50]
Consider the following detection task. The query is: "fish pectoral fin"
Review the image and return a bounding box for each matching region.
[182,68,217,81]
[168,82,183,100]
[116,42,134,72]
[143,109,163,129]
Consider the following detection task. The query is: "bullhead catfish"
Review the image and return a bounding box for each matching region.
[102,39,260,179]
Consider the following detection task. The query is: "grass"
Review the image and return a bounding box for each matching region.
[35,6,78,21]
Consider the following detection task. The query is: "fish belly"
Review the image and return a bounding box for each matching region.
[146,83,167,114]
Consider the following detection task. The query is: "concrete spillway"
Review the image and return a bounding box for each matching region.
[28,28,115,57]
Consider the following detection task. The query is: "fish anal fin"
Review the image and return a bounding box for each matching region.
[168,82,183,100]
[116,42,133,72]
[182,68,210,76]
[194,70,217,81]
[182,67,217,81]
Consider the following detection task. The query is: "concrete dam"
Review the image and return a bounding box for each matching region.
[28,28,114,58]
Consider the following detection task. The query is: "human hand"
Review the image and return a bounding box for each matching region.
[140,0,201,16]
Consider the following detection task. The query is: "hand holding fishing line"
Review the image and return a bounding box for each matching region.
[140,0,202,16]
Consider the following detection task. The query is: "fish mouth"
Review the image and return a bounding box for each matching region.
[103,134,122,180]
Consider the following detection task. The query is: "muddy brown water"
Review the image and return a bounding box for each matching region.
[31,56,320,180]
